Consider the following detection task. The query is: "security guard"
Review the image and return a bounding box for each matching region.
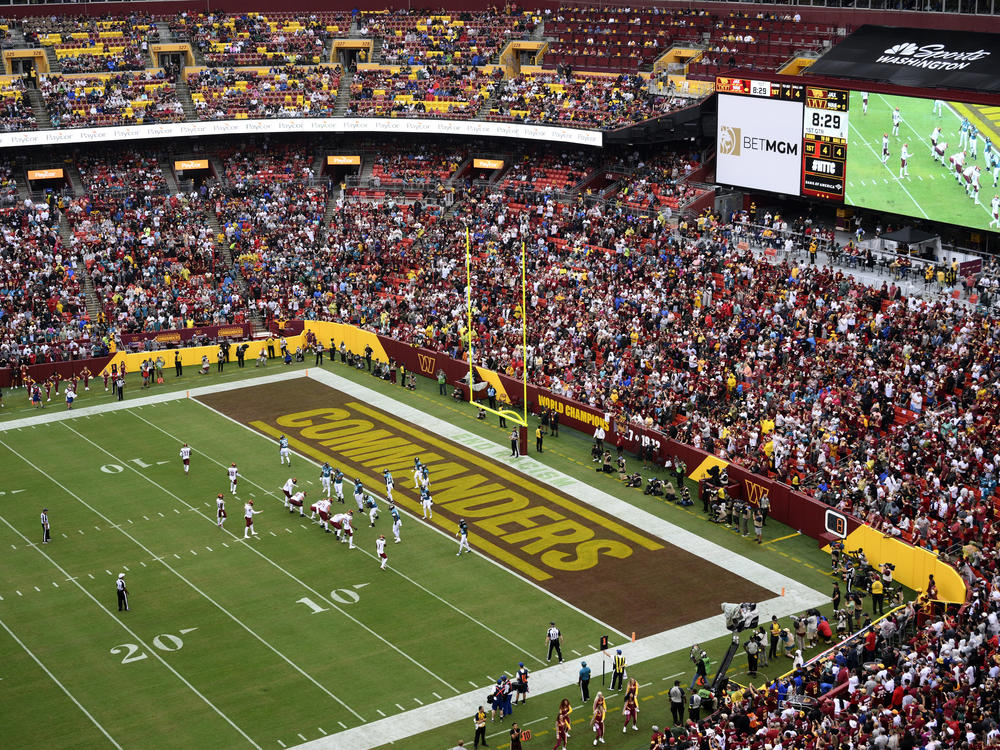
[116,573,129,612]
[610,649,626,690]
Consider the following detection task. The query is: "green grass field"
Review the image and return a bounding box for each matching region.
[0,364,840,750]
[846,91,997,232]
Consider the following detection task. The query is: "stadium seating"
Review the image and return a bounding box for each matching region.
[486,71,692,129]
[76,151,166,195]
[66,193,240,333]
[187,66,340,120]
[171,12,349,67]
[0,200,92,363]
[23,14,158,73]
[498,152,592,192]
[359,11,535,66]
[40,71,184,128]
[0,77,37,131]
[347,65,494,119]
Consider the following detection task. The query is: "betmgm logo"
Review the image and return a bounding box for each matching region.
[720,124,798,158]
[719,125,741,156]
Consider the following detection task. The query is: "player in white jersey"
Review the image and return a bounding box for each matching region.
[288,490,306,516]
[933,99,943,117]
[383,469,394,502]
[861,92,868,115]
[180,443,192,474]
[311,497,332,531]
[891,107,901,137]
[228,463,240,495]
[389,502,402,543]
[951,150,966,182]
[421,487,433,519]
[930,126,941,157]
[899,144,910,178]
[282,477,298,507]
[331,511,355,548]
[353,481,366,513]
[934,140,948,164]
[412,458,422,488]
[333,469,344,503]
[881,133,890,164]
[376,535,388,570]
[964,166,981,203]
[320,462,333,495]
[278,434,291,465]
[216,493,227,528]
[243,500,261,538]
[990,195,1000,229]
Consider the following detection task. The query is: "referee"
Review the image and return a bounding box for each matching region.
[40,508,50,544]
[545,622,563,663]
[116,573,129,612]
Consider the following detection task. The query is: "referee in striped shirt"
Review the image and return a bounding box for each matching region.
[116,574,129,612]
[40,508,50,544]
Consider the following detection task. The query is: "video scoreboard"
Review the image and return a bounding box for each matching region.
[716,77,849,202]
[801,87,849,201]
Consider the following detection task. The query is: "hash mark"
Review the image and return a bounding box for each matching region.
[377,709,385,717]
[414,698,423,705]
[52,582,58,588]
[432,691,442,700]
[277,742,286,749]
[143,515,150,520]
[337,722,346,729]
[571,649,581,656]
[157,512,164,517]
[396,703,405,711]
[87,574,94,579]
[140,562,146,567]
[173,554,181,559]
[319,727,327,735]
[297,734,307,742]
[190,550,198,556]
[34,586,40,591]
[205,546,212,552]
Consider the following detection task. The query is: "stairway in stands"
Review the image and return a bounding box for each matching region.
[25,88,52,129]
[333,69,353,117]
[57,211,103,325]
[175,76,198,121]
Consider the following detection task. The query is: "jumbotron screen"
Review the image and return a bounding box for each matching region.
[715,77,999,233]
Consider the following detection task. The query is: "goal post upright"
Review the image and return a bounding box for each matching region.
[464,229,529,429]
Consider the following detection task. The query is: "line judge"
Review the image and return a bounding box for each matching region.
[116,573,129,612]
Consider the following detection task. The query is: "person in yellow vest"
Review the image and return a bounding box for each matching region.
[473,706,487,749]
[870,575,884,616]
[610,649,626,690]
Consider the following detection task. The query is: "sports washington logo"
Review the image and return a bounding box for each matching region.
[878,41,991,71]
[719,125,740,156]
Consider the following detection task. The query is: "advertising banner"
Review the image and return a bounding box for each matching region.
[119,323,251,347]
[327,155,361,166]
[27,168,64,180]
[808,25,1000,93]
[716,93,804,195]
[174,159,209,171]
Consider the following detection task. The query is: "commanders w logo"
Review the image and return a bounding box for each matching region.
[417,353,436,374]
[743,480,769,507]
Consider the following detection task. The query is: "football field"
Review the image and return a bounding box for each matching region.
[846,91,998,232]
[0,369,828,749]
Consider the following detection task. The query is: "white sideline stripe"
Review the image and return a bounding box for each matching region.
[190,392,629,643]
[129,412,551,668]
[0,615,123,749]
[6,426,363,725]
[0,515,259,749]
[0,370,310,433]
[309,369,827,608]
[63,419,457,700]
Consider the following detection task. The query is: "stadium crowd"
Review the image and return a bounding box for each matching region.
[347,65,492,119]
[187,66,340,120]
[40,71,184,129]
[486,71,691,129]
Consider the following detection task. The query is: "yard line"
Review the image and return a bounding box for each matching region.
[8,430,366,724]
[0,515,260,749]
[69,419,458,698]
[848,117,928,219]
[0,616,123,749]
[133,412,548,668]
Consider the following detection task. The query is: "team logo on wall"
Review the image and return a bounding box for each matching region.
[719,125,741,156]
[743,480,769,508]
[417,353,436,374]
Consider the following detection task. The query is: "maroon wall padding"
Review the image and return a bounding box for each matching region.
[1,355,114,389]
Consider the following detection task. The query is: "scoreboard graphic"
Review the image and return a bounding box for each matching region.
[801,87,849,201]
